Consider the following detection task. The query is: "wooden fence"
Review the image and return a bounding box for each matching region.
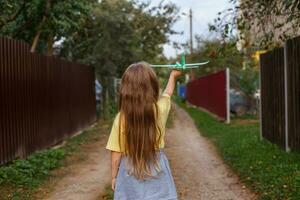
[285,37,300,151]
[0,37,96,165]
[260,36,300,151]
[260,48,286,148]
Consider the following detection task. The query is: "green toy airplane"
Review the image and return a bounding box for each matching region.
[150,53,209,70]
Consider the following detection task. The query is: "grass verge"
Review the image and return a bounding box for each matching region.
[102,186,114,200]
[0,121,109,200]
[166,103,176,128]
[176,99,300,200]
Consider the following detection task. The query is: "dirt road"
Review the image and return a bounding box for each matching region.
[42,125,111,200]
[44,105,256,200]
[165,105,256,200]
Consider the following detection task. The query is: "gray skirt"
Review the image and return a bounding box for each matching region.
[114,150,177,200]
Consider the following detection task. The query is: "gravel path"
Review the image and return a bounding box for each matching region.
[43,129,111,200]
[165,105,257,200]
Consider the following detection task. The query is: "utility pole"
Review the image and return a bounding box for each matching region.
[189,8,193,55]
[189,8,195,80]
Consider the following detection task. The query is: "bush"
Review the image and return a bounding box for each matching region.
[0,149,65,188]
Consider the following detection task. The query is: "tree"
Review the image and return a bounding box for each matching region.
[1,0,178,73]
[0,1,27,29]
[0,0,92,54]
[209,0,300,50]
[59,0,179,78]
[188,36,243,75]
[186,36,258,112]
[58,0,179,118]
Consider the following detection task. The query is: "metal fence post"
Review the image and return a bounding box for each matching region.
[259,58,263,141]
[284,42,290,152]
[226,68,230,124]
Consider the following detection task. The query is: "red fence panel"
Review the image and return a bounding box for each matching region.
[186,69,229,121]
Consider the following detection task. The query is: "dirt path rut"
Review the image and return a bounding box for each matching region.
[165,105,256,200]
[43,128,111,200]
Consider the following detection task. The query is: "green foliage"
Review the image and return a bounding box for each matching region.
[166,104,176,128]
[102,186,114,200]
[186,37,258,108]
[231,64,259,100]
[0,149,65,188]
[177,100,300,200]
[0,0,92,53]
[189,37,244,76]
[101,98,118,121]
[0,1,25,27]
[0,0,178,68]
[210,0,300,49]
[56,0,179,118]
[59,0,179,79]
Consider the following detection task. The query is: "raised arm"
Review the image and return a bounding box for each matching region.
[164,70,182,97]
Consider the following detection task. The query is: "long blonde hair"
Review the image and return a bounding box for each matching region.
[118,62,161,180]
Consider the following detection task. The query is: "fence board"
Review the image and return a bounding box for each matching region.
[0,37,96,165]
[260,47,286,148]
[286,36,300,151]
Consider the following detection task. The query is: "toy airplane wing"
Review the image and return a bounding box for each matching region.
[150,53,209,69]
[184,65,200,69]
[150,64,178,68]
[185,61,210,66]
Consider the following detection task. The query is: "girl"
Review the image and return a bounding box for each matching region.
[106,62,181,200]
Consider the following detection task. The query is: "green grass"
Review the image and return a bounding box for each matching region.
[176,99,300,200]
[166,103,176,128]
[0,149,65,200]
[102,186,114,200]
[0,122,107,200]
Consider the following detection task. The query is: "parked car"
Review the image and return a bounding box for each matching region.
[230,89,248,116]
[95,80,102,103]
[95,80,102,117]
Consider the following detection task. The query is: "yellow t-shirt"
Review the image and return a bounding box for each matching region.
[106,93,171,152]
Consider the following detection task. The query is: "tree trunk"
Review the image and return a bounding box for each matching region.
[47,34,54,56]
[30,0,52,53]
[30,30,42,53]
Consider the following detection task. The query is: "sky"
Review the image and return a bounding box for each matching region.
[145,0,233,58]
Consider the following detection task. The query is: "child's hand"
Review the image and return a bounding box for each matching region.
[112,178,116,191]
[164,69,182,96]
[171,70,182,79]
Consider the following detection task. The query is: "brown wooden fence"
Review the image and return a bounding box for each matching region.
[285,37,300,151]
[260,36,300,151]
[0,37,96,165]
[260,47,286,148]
